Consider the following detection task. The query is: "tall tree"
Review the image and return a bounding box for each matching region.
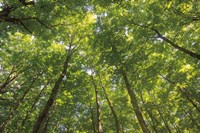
[0,0,200,132]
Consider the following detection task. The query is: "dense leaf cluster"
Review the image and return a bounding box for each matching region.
[0,0,200,132]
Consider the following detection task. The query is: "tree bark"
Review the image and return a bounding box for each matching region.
[32,53,71,133]
[120,69,150,133]
[99,75,120,133]
[89,102,97,133]
[179,88,200,113]
[129,21,200,60]
[91,75,103,133]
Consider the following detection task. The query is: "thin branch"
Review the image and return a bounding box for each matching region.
[18,19,32,34]
[19,0,35,6]
[20,17,49,29]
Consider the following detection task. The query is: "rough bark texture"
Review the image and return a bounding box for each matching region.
[121,69,150,133]
[32,54,71,133]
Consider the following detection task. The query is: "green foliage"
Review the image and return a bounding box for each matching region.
[0,0,200,132]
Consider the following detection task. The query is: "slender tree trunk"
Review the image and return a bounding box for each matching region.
[161,76,200,113]
[120,69,149,133]
[179,88,200,113]
[180,106,200,129]
[89,102,96,133]
[139,92,159,133]
[0,76,38,132]
[110,34,148,133]
[166,108,180,133]
[121,124,124,133]
[21,79,50,127]
[129,22,200,60]
[183,89,200,104]
[99,75,120,133]
[32,53,71,133]
[156,106,172,133]
[91,75,103,133]
[145,108,159,133]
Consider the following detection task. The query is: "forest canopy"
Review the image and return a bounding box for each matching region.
[0,0,200,133]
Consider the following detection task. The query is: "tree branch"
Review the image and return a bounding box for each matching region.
[151,28,200,60]
[19,0,35,6]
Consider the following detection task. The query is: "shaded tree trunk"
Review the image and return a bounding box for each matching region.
[120,69,150,133]
[89,102,97,133]
[0,75,38,132]
[32,52,71,133]
[110,42,149,132]
[139,92,159,133]
[183,89,200,104]
[21,79,50,127]
[161,76,200,113]
[99,75,120,133]
[179,88,200,113]
[166,108,180,133]
[156,106,172,133]
[91,75,103,133]
[180,106,200,129]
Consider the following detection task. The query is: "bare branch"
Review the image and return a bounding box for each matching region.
[18,19,32,34]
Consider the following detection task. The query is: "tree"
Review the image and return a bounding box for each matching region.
[0,0,200,132]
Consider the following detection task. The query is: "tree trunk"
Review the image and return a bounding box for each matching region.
[179,88,200,113]
[120,69,150,133]
[156,106,172,133]
[180,106,200,129]
[32,53,71,133]
[166,108,180,133]
[99,75,120,133]
[91,75,103,133]
[89,102,97,133]
[0,76,38,132]
[21,79,50,127]
[161,76,200,113]
[139,92,159,133]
